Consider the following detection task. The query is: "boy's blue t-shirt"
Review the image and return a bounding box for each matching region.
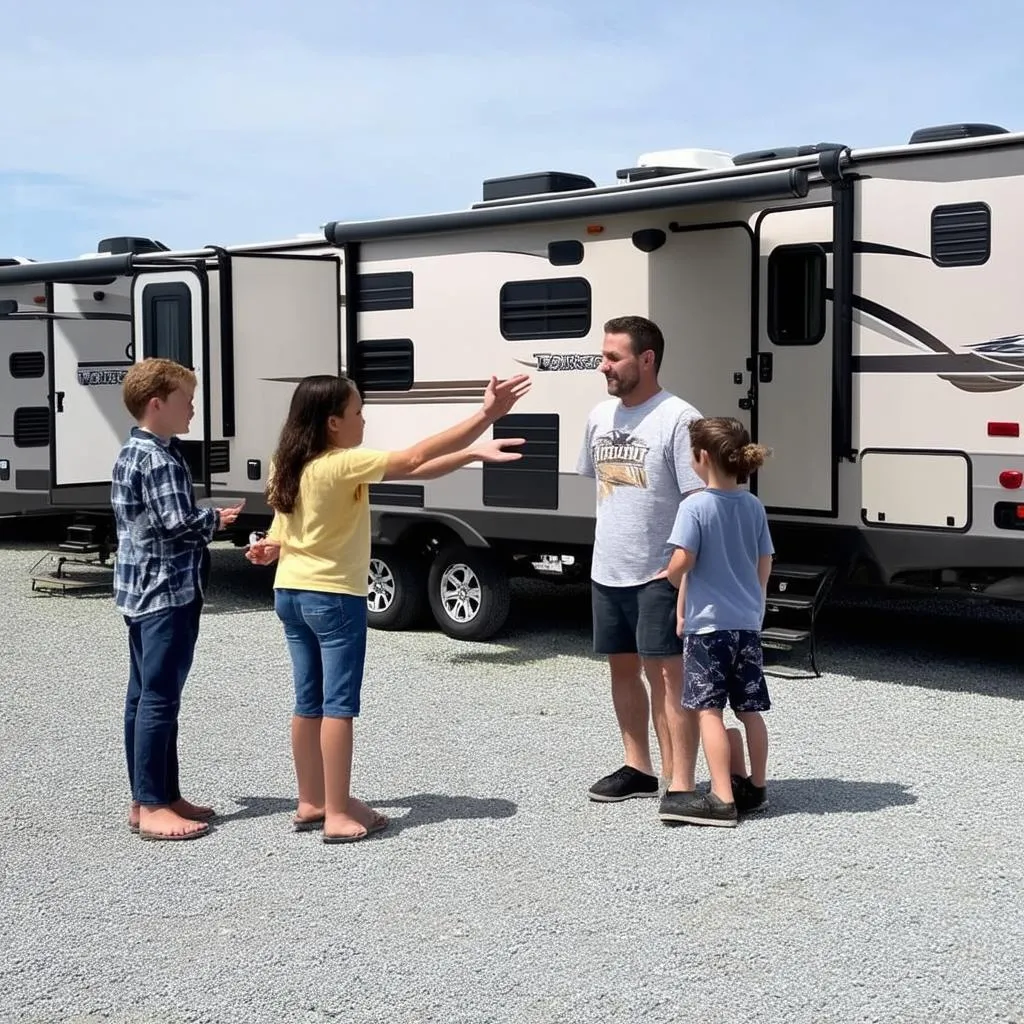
[667,487,775,633]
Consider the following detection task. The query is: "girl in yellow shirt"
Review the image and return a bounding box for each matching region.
[246,372,530,843]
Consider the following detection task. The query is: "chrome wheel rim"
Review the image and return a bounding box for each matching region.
[439,562,482,623]
[367,558,396,613]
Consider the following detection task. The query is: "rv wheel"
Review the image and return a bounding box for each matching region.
[366,547,427,631]
[427,543,510,640]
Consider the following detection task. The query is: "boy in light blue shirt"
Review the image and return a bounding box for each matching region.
[661,417,775,828]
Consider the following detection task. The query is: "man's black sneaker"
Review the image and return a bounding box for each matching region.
[588,765,660,802]
[658,791,737,827]
[657,789,703,822]
[731,774,769,814]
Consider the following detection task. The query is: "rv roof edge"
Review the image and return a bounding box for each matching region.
[0,252,133,286]
[471,154,818,210]
[324,167,812,245]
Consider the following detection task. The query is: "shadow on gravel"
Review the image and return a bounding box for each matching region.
[475,579,1024,699]
[369,792,518,837]
[756,777,918,818]
[220,795,297,823]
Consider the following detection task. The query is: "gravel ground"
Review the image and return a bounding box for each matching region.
[1,533,1023,1024]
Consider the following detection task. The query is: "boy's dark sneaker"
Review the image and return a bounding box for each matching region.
[588,765,660,802]
[658,790,737,827]
[731,774,769,814]
[657,788,704,822]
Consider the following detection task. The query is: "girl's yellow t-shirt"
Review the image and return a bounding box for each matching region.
[266,447,390,597]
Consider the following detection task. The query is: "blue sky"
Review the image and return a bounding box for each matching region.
[2,0,1022,261]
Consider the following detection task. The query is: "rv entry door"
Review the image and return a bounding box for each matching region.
[49,281,134,505]
[754,205,835,514]
[130,267,207,482]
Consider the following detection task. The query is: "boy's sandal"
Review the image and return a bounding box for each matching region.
[322,811,390,845]
[138,822,211,842]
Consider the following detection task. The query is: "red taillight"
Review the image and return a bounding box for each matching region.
[988,421,1020,437]
[999,470,1023,489]
[1016,505,1024,520]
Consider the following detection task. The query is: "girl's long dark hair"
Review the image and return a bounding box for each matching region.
[267,375,355,514]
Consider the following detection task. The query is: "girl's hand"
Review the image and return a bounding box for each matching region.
[471,437,525,463]
[676,615,685,638]
[482,374,531,420]
[245,539,281,565]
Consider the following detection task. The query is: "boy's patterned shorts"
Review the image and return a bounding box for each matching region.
[682,630,771,713]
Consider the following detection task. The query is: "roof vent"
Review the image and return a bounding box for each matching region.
[732,142,846,166]
[617,147,733,183]
[908,123,1010,145]
[481,171,596,203]
[97,236,170,255]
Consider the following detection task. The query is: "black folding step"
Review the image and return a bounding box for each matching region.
[770,563,830,580]
[764,594,816,611]
[761,626,812,646]
[760,561,837,678]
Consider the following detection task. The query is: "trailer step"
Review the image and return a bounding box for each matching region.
[770,563,834,580]
[57,541,107,555]
[761,626,812,646]
[764,594,816,611]
[761,561,837,678]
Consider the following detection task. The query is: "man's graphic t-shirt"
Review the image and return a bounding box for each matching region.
[577,389,704,588]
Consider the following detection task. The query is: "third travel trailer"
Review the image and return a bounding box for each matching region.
[2,120,1023,652]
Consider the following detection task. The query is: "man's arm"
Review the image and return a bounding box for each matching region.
[576,416,595,479]
[381,374,530,481]
[141,457,220,544]
[669,406,705,497]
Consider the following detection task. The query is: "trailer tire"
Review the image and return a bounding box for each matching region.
[366,547,427,631]
[426,544,510,640]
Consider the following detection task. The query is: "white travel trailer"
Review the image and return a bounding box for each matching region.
[3,121,1024,663]
[0,245,135,519]
[0,257,50,518]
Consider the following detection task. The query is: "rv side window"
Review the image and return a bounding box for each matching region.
[358,271,414,311]
[142,282,193,366]
[931,202,990,267]
[767,245,826,346]
[356,338,414,391]
[499,277,591,340]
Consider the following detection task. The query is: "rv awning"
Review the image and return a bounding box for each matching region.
[324,167,811,245]
[0,253,134,286]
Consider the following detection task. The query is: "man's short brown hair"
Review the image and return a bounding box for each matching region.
[604,315,665,373]
[122,358,196,420]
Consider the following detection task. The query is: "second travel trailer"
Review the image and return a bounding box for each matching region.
[2,120,1023,655]
[0,257,51,518]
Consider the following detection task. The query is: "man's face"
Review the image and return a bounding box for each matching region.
[599,331,644,397]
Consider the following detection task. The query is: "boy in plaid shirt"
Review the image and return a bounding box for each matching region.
[111,358,243,841]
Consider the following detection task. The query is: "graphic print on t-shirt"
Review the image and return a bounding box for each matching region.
[591,428,651,500]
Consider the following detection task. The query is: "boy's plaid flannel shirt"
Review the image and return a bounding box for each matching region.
[111,428,219,618]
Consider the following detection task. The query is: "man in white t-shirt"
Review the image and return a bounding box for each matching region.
[577,315,703,813]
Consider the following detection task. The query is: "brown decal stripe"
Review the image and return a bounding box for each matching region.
[364,380,488,405]
[262,377,489,405]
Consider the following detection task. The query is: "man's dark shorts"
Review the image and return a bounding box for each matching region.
[591,577,682,658]
[682,629,771,713]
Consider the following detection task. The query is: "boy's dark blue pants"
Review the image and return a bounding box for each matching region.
[123,598,203,806]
